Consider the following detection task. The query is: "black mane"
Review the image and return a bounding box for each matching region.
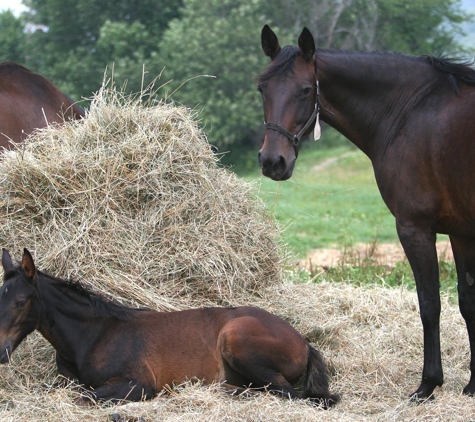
[258,46,475,94]
[38,271,145,320]
[425,56,475,93]
[258,46,299,85]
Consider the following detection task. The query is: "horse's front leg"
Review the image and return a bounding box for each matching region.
[449,235,475,396]
[397,220,442,401]
[55,353,80,385]
[75,377,155,405]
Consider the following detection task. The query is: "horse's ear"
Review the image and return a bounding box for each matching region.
[298,27,315,62]
[21,249,36,280]
[261,25,281,59]
[2,249,13,273]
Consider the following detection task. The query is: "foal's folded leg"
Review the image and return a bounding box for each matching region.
[75,377,155,405]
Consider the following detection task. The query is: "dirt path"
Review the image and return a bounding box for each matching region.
[300,240,453,269]
[311,150,359,173]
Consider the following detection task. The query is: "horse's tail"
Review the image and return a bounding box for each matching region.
[302,343,340,408]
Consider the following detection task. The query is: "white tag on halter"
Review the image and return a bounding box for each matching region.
[314,113,321,141]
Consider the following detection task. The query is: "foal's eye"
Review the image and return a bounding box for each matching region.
[16,300,27,308]
[302,87,312,96]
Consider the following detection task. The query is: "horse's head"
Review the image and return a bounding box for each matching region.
[258,25,318,181]
[0,249,38,364]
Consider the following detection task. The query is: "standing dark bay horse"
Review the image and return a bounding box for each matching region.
[0,248,338,406]
[0,62,84,150]
[257,25,475,401]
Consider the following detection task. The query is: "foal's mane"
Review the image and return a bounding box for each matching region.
[38,270,143,320]
[258,45,475,94]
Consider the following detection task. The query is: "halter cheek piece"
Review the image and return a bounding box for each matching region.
[263,80,320,157]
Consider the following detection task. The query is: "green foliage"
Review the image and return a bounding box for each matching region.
[0,10,26,63]
[1,0,472,149]
[374,0,468,55]
[21,0,183,98]
[266,0,468,55]
[156,0,268,148]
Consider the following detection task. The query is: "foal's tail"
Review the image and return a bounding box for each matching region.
[302,344,340,408]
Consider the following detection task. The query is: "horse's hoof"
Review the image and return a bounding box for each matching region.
[462,385,474,396]
[409,392,435,404]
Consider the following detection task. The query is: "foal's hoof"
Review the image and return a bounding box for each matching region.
[109,414,146,422]
[74,395,95,407]
[309,393,340,409]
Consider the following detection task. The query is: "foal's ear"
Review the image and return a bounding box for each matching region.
[261,25,281,60]
[298,27,315,62]
[21,249,36,280]
[1,249,13,272]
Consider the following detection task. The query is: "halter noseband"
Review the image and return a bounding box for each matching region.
[263,80,320,156]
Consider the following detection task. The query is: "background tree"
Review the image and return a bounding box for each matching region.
[265,0,467,54]
[0,10,27,63]
[155,0,268,151]
[22,0,183,98]
[5,0,471,154]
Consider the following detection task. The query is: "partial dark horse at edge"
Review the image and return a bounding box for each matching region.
[257,25,475,401]
[0,62,84,150]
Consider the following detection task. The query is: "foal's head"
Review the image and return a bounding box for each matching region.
[0,249,38,363]
[258,25,318,180]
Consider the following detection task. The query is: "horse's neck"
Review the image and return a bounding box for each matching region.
[36,277,105,361]
[316,51,432,158]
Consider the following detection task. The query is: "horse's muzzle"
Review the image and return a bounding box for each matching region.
[258,151,295,181]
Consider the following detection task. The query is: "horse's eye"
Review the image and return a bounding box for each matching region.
[16,300,27,308]
[302,87,312,96]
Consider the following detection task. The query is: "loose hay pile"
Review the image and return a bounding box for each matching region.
[0,88,286,309]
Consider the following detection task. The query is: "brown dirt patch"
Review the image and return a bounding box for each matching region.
[300,241,453,269]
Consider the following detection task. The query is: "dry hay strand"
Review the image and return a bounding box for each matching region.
[0,87,286,309]
[0,282,474,421]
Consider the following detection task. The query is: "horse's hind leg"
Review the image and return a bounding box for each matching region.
[449,235,475,395]
[220,356,299,399]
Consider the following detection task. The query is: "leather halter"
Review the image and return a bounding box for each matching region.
[264,80,320,157]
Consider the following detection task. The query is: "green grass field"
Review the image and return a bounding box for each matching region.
[240,143,398,257]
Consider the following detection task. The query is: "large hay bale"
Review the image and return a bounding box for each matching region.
[0,88,286,308]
